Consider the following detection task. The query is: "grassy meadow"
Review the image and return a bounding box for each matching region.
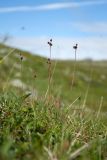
[0,43,107,160]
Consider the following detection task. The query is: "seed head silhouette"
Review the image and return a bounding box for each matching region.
[73,44,78,50]
[47,39,53,47]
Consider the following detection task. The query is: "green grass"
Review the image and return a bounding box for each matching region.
[0,43,107,160]
[0,91,107,160]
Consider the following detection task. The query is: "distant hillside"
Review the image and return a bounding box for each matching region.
[0,43,107,111]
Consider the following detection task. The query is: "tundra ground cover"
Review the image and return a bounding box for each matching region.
[0,43,107,160]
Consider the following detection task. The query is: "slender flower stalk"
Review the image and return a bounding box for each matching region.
[48,39,52,59]
[20,53,24,92]
[73,44,78,63]
[0,48,16,64]
[45,39,53,101]
[71,44,78,90]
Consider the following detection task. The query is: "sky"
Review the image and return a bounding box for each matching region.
[0,0,107,60]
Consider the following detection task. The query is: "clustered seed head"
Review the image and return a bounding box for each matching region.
[73,44,78,50]
[47,39,53,47]
[20,53,23,61]
[47,58,51,64]
[34,73,37,78]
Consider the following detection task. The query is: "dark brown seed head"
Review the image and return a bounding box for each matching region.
[20,54,23,61]
[34,74,37,78]
[21,56,23,61]
[73,44,78,50]
[47,39,53,47]
[47,58,51,64]
[48,58,50,61]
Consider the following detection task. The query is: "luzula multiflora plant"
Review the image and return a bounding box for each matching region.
[19,53,24,91]
[47,39,53,98]
[71,44,78,90]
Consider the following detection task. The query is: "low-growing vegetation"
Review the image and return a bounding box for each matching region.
[0,43,107,160]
